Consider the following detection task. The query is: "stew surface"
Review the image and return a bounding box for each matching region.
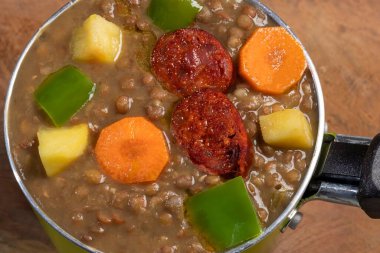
[8,0,318,252]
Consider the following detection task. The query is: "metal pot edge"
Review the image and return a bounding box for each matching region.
[3,0,326,252]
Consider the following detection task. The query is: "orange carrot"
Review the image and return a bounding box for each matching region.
[239,27,307,95]
[95,117,169,184]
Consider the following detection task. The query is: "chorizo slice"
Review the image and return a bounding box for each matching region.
[151,28,234,97]
[171,90,252,177]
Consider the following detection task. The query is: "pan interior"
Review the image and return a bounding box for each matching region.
[4,0,325,252]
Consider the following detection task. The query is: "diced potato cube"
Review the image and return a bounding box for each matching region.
[71,14,122,63]
[37,124,89,177]
[259,109,313,149]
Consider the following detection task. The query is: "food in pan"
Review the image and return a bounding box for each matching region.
[8,0,317,252]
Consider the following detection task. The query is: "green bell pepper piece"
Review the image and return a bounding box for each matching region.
[34,65,95,126]
[186,177,262,251]
[148,0,202,32]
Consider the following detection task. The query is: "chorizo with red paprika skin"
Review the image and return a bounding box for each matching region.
[171,90,252,177]
[151,28,234,97]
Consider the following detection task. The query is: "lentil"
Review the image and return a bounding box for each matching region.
[136,19,150,31]
[129,195,147,214]
[120,78,136,90]
[285,169,301,184]
[242,4,257,18]
[142,73,155,86]
[237,14,253,29]
[175,175,194,189]
[204,175,221,185]
[145,99,165,120]
[115,96,132,114]
[197,7,212,23]
[84,169,106,184]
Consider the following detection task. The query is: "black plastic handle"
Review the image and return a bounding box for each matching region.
[305,133,380,218]
[358,134,380,218]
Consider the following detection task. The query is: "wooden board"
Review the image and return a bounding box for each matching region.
[0,1,379,252]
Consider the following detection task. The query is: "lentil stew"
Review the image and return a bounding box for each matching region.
[7,0,319,252]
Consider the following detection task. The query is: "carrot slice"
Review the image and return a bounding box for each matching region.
[239,27,307,95]
[95,117,169,184]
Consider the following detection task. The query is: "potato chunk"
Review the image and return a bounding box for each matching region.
[71,14,122,63]
[259,109,313,149]
[37,124,89,177]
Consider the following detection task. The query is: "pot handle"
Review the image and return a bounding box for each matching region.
[304,133,380,218]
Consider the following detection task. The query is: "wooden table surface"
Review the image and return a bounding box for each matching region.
[1,0,380,252]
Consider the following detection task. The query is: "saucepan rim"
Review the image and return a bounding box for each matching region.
[3,0,325,252]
